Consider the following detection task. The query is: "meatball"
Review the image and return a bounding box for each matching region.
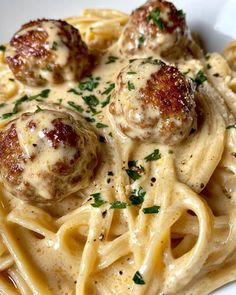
[5,19,89,86]
[0,108,99,203]
[119,0,189,58]
[109,58,196,144]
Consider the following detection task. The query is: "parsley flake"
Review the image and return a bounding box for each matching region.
[138,34,145,48]
[101,95,111,108]
[35,105,43,113]
[85,117,96,123]
[105,56,119,64]
[67,101,84,113]
[126,161,145,182]
[1,89,50,120]
[79,76,100,92]
[82,95,99,113]
[147,8,164,30]
[96,122,108,129]
[128,81,135,91]
[226,125,236,129]
[177,9,186,18]
[91,193,106,208]
[52,41,58,50]
[129,187,146,205]
[133,271,145,285]
[193,70,207,87]
[68,88,82,95]
[127,71,137,75]
[144,149,161,162]
[102,83,115,95]
[110,201,127,209]
[142,205,160,214]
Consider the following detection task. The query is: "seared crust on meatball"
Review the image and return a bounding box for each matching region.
[109,58,196,144]
[119,0,189,57]
[0,109,99,203]
[6,19,89,86]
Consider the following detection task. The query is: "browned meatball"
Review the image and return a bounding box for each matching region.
[109,58,196,144]
[5,19,89,86]
[0,108,99,203]
[119,0,189,57]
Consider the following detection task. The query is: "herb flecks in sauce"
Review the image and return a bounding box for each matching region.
[67,101,84,113]
[105,56,119,64]
[110,201,127,209]
[142,205,160,214]
[129,187,146,205]
[91,193,106,208]
[133,271,145,285]
[193,70,207,87]
[147,8,164,30]
[126,161,145,182]
[79,76,100,92]
[144,149,161,162]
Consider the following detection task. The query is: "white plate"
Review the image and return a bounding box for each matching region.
[0,0,236,294]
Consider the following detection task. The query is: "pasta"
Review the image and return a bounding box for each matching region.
[0,1,236,294]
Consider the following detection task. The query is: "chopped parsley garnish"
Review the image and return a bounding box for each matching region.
[129,187,146,205]
[79,76,100,92]
[129,59,137,63]
[168,150,174,154]
[96,122,108,129]
[0,103,6,108]
[144,149,161,162]
[68,88,82,95]
[138,34,145,48]
[141,57,165,66]
[102,83,115,95]
[207,63,212,69]
[0,45,6,52]
[177,9,186,18]
[127,71,137,75]
[1,89,50,120]
[29,89,50,100]
[52,41,58,50]
[128,81,135,91]
[101,95,111,108]
[147,8,164,30]
[1,95,28,119]
[110,201,127,209]
[91,193,106,207]
[85,117,96,123]
[142,205,160,214]
[35,105,43,113]
[67,101,84,113]
[105,56,119,64]
[82,95,99,113]
[193,70,207,87]
[133,271,145,285]
[126,161,145,182]
[226,125,236,129]
[9,78,14,82]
